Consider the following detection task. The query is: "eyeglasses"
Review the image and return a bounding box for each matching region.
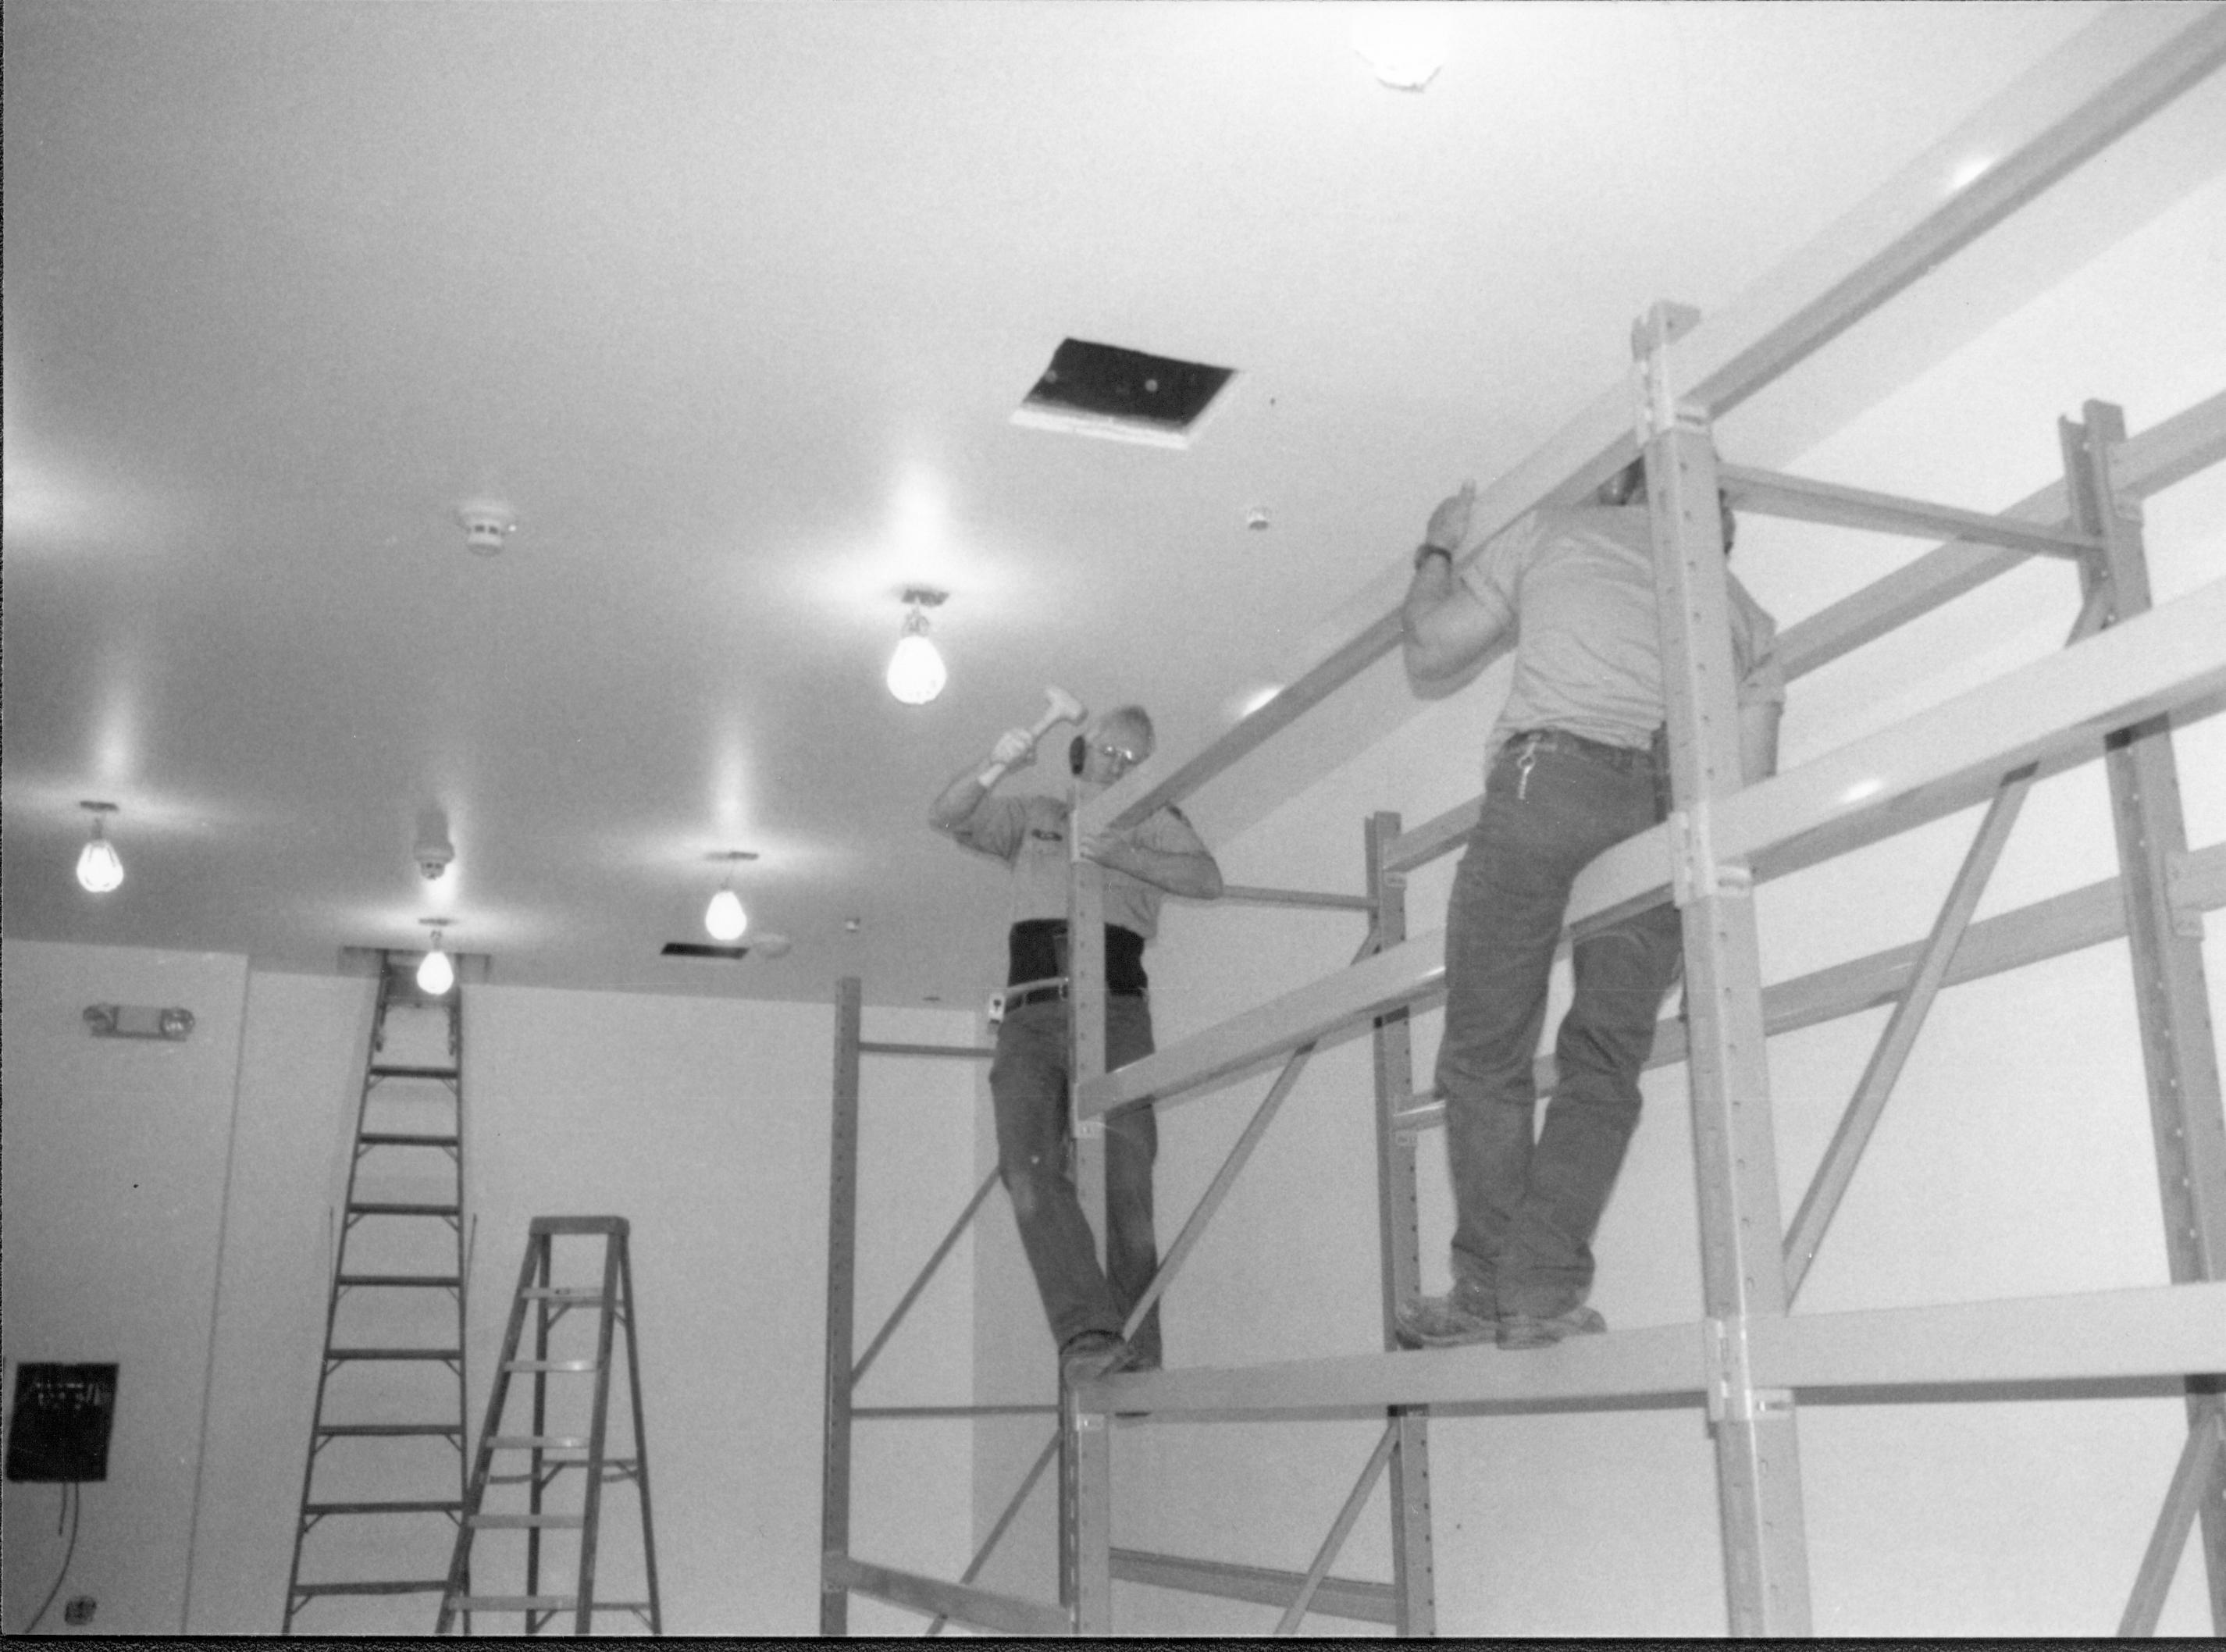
[1095,742,1144,765]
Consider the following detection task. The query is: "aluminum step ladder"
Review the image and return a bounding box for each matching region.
[438,1216,662,1635]
[284,949,472,1632]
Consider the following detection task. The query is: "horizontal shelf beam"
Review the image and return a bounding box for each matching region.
[1109,1547,1397,1625]
[1074,7,2226,843]
[1779,386,2226,680]
[1085,1282,2226,1421]
[1219,883,1377,913]
[1085,579,2226,1116]
[857,1041,995,1060]
[1386,391,2226,881]
[1747,1281,2226,1391]
[1387,839,2226,1134]
[1717,463,2097,557]
[824,1553,1070,1638]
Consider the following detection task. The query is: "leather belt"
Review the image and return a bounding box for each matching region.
[1006,981,1146,1011]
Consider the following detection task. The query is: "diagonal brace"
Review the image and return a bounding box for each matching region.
[853,1169,1000,1387]
[1120,928,1380,1347]
[1273,1422,1399,1636]
[1783,588,2109,1299]
[2119,1402,2226,1637]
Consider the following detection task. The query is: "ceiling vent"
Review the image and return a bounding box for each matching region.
[661,936,791,961]
[1013,339,1234,450]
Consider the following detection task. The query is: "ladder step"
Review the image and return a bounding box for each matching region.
[519,1287,608,1302]
[504,1358,600,1373]
[305,1499,465,1515]
[293,1578,453,1597]
[328,1347,463,1362]
[450,1594,579,1611]
[468,1511,586,1529]
[489,1433,589,1451]
[317,1422,464,1437]
[337,1273,463,1289]
[347,1201,461,1216]
[368,1063,460,1080]
[358,1131,461,1148]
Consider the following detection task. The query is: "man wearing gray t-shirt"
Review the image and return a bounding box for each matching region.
[930,704,1222,1386]
[1396,461,1783,1350]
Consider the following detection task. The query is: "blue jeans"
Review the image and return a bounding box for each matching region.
[991,995,1163,1364]
[1435,731,1683,1319]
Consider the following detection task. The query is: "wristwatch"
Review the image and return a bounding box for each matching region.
[1413,542,1454,572]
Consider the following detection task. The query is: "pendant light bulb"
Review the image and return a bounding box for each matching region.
[76,804,124,894]
[705,885,748,942]
[418,931,456,996]
[885,590,948,705]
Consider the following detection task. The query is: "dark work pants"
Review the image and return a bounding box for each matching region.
[1434,733,1683,1319]
[990,994,1163,1364]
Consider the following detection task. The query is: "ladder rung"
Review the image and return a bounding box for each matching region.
[316,1422,464,1437]
[337,1273,463,1289]
[488,1433,589,1451]
[368,1063,460,1080]
[304,1499,464,1515]
[358,1131,460,1148]
[347,1201,461,1216]
[328,1347,462,1362]
[519,1287,608,1302]
[504,1358,600,1373]
[293,1578,452,1597]
[468,1511,586,1529]
[450,1593,577,1611]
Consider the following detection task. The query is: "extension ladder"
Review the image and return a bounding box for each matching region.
[284,950,472,1632]
[438,1216,662,1635]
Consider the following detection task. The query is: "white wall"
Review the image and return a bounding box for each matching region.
[2,942,249,1636]
[1,943,981,1636]
[1051,173,2226,1636]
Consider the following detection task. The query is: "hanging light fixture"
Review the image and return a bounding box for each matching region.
[704,850,758,941]
[885,587,949,705]
[417,921,456,996]
[77,801,124,893]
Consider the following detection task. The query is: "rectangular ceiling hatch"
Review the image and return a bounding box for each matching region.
[1013,338,1235,450]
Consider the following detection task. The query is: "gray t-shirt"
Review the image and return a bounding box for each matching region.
[1461,503,1785,759]
[949,791,1210,942]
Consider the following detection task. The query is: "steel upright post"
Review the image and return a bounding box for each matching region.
[1063,814,1116,1628]
[2064,404,2226,1631]
[820,977,865,1636]
[1366,810,1437,1636]
[1635,304,1812,1635]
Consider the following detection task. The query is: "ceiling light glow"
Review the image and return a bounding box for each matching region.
[706,887,748,942]
[1948,155,1995,193]
[76,802,123,893]
[887,588,949,705]
[418,928,456,995]
[1352,14,1448,91]
[704,849,759,942]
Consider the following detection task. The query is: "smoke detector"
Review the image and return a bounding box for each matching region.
[456,498,518,555]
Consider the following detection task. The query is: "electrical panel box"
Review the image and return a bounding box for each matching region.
[6,1363,119,1483]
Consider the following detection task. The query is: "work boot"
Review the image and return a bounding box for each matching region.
[1394,1286,1497,1349]
[1495,1305,1607,1350]
[1059,1330,1133,1387]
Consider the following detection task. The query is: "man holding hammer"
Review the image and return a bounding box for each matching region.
[930,694,1223,1386]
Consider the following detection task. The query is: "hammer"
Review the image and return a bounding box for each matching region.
[977,685,1087,788]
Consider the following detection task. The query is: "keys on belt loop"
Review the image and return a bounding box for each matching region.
[1514,732,1542,801]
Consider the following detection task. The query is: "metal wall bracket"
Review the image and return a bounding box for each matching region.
[2165,850,2209,941]
[1669,806,1754,908]
[1704,1316,1793,1427]
[83,1003,194,1041]
[1631,301,1705,442]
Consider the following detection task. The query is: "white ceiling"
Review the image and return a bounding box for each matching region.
[5,1,2206,1009]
